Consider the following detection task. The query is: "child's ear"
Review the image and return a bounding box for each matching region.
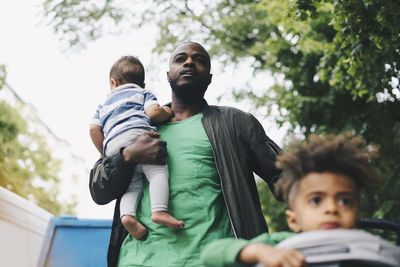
[285,209,301,233]
[110,79,119,89]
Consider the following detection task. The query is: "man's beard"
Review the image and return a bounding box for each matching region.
[169,78,208,103]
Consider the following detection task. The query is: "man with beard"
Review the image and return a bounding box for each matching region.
[89,42,282,267]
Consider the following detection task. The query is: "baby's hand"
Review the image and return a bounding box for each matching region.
[163,106,174,117]
[240,243,306,267]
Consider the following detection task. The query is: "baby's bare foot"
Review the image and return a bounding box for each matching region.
[151,211,185,228]
[121,215,148,240]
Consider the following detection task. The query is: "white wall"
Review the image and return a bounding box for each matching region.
[0,186,53,267]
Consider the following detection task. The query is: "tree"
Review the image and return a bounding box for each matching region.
[0,66,76,215]
[42,0,400,237]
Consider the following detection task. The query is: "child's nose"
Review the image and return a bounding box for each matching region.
[324,199,338,214]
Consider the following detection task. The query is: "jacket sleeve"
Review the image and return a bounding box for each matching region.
[201,233,294,267]
[89,150,135,205]
[201,237,250,267]
[244,113,282,197]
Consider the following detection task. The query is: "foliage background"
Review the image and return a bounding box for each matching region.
[0,66,76,215]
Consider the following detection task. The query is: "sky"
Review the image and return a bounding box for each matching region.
[0,0,287,218]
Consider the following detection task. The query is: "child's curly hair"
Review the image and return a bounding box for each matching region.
[275,134,379,207]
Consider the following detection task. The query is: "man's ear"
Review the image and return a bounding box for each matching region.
[285,209,301,233]
[166,72,170,83]
[142,82,146,89]
[207,73,212,86]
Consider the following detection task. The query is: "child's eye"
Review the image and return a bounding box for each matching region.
[310,197,321,205]
[339,197,353,206]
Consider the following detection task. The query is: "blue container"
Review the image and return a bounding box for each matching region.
[37,216,112,267]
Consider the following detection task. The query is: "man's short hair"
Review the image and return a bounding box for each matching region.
[275,134,379,206]
[171,41,211,71]
[110,55,145,86]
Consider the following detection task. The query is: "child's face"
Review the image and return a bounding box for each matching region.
[285,172,360,232]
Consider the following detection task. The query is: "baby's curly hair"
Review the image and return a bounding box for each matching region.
[275,134,379,207]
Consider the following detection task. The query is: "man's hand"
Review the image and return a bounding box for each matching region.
[122,131,167,165]
[239,243,307,267]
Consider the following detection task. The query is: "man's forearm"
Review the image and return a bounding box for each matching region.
[89,132,168,205]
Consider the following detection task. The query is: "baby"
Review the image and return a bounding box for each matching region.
[90,56,184,240]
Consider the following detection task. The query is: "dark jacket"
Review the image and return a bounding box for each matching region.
[89,103,282,267]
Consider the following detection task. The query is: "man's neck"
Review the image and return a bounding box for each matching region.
[171,95,204,122]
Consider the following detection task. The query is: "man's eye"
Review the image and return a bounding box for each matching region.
[310,197,321,205]
[195,57,206,64]
[339,197,353,206]
[175,57,185,62]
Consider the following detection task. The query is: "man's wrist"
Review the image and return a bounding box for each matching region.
[115,147,136,170]
[120,146,134,163]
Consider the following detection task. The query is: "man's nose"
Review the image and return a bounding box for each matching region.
[184,57,194,66]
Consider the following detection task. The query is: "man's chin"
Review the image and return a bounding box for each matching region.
[170,81,207,102]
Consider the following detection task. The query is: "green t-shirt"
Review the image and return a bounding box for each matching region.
[117,113,233,267]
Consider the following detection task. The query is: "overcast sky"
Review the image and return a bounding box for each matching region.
[1,0,167,168]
